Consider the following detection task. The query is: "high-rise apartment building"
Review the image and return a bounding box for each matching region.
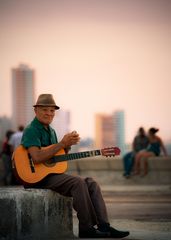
[11,64,35,130]
[95,110,125,155]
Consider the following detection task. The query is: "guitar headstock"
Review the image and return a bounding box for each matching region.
[101,147,121,157]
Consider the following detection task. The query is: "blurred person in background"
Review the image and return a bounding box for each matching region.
[9,125,24,152]
[134,127,168,176]
[0,130,14,185]
[123,127,149,178]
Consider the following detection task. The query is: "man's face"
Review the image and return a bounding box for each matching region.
[34,106,56,126]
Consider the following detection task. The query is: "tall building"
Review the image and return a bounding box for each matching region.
[11,64,35,130]
[95,114,115,148]
[113,110,126,155]
[52,110,70,141]
[95,110,125,155]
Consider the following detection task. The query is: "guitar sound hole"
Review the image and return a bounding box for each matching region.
[44,158,56,167]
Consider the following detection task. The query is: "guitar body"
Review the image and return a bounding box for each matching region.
[13,145,67,184]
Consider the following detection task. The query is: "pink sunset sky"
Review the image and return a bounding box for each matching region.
[0,0,171,143]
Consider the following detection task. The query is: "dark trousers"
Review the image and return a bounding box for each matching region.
[33,173,109,231]
[123,151,135,176]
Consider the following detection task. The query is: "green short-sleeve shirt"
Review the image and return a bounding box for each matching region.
[21,117,58,148]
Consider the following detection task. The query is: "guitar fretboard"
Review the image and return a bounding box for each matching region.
[52,149,101,163]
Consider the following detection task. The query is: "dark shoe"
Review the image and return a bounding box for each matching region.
[79,226,110,238]
[123,172,131,179]
[124,174,131,179]
[98,223,130,238]
[108,226,130,238]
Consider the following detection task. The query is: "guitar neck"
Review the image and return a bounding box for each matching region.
[53,149,102,163]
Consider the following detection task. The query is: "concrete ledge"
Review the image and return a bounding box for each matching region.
[67,156,171,185]
[68,156,122,171]
[148,156,171,170]
[68,156,171,170]
[0,187,73,240]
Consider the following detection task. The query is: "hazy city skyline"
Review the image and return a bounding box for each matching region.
[0,0,171,143]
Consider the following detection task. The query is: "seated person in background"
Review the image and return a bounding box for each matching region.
[134,127,168,176]
[123,127,149,178]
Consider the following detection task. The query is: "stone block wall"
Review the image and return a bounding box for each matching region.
[0,187,73,240]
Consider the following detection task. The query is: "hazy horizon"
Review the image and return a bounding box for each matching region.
[1,0,171,143]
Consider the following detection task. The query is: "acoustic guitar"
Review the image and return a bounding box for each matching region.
[12,145,120,184]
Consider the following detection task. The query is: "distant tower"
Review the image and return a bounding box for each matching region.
[95,110,125,155]
[113,110,126,155]
[11,64,35,130]
[95,113,115,148]
[52,110,70,141]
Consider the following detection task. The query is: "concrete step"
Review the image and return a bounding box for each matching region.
[101,184,171,194]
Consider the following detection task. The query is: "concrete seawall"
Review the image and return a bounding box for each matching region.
[0,187,73,240]
[67,156,171,185]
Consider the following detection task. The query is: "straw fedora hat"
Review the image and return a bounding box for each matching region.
[33,94,60,109]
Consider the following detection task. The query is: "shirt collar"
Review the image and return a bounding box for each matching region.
[32,117,47,130]
[32,117,54,133]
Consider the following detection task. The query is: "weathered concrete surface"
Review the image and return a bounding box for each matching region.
[103,185,171,240]
[0,187,73,240]
[73,184,171,240]
[67,156,171,185]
